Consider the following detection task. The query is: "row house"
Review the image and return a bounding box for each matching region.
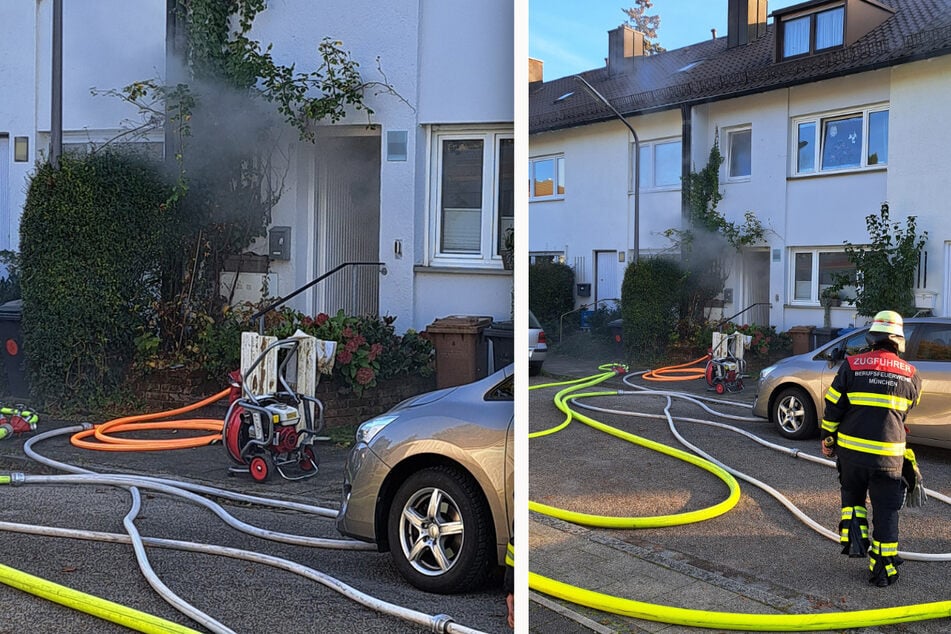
[529,0,951,331]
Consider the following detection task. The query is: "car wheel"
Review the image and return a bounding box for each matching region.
[387,465,494,594]
[772,386,818,440]
[529,361,543,376]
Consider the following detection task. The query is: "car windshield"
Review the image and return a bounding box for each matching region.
[529,310,541,329]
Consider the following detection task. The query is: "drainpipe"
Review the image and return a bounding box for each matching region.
[680,104,693,240]
[50,0,63,168]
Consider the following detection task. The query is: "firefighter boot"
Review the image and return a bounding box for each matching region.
[868,540,900,587]
[839,506,869,557]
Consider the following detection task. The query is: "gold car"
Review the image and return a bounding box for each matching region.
[336,364,514,593]
[753,318,951,448]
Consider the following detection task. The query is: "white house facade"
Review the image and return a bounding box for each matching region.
[529,0,951,332]
[0,0,514,333]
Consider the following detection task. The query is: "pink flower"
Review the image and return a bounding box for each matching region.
[355,366,375,386]
[315,313,329,326]
[336,350,353,365]
[368,342,383,362]
[345,339,360,353]
[342,327,354,338]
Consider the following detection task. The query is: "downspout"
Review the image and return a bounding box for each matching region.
[50,0,62,168]
[680,104,693,252]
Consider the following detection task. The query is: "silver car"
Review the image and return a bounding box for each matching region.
[529,309,547,376]
[753,317,951,448]
[336,364,514,593]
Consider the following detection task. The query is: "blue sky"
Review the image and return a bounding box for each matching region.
[529,0,804,81]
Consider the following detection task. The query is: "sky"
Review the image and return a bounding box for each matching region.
[529,0,805,81]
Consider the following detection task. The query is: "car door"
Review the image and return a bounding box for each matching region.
[904,323,951,446]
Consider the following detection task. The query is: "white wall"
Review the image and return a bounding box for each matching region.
[417,0,514,124]
[887,56,951,317]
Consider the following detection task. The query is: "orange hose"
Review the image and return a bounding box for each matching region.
[642,354,711,382]
[70,388,231,451]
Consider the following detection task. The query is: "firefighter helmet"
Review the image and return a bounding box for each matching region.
[866,310,905,353]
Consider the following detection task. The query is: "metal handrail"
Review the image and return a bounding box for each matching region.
[250,261,387,334]
[559,298,620,341]
[714,302,771,331]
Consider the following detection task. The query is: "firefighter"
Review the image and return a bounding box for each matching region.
[820,310,922,586]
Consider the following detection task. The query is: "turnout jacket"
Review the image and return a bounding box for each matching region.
[821,349,922,471]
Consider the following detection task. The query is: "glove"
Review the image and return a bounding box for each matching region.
[902,448,927,508]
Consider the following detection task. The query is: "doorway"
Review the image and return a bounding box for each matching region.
[313,133,381,317]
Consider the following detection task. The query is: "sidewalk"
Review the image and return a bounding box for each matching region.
[528,347,804,634]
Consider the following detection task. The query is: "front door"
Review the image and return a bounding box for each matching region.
[314,133,381,317]
[595,250,618,308]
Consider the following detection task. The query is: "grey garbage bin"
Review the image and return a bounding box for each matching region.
[0,300,27,398]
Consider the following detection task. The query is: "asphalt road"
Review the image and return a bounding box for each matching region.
[529,371,951,633]
[0,417,509,634]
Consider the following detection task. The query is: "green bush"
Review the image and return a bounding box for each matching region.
[529,260,575,335]
[20,152,172,406]
[620,257,685,364]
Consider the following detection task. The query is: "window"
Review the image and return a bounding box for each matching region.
[530,154,565,200]
[914,325,951,362]
[431,129,513,267]
[794,106,888,175]
[791,249,856,304]
[781,5,844,59]
[727,127,752,179]
[634,139,682,190]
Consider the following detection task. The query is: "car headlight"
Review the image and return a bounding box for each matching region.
[356,414,399,444]
[759,364,777,381]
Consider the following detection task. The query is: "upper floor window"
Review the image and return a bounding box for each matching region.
[794,106,888,175]
[634,139,681,191]
[781,5,844,58]
[726,127,752,180]
[431,129,513,268]
[530,154,565,200]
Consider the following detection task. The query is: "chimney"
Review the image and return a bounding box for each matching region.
[727,0,767,48]
[529,58,543,84]
[607,25,644,75]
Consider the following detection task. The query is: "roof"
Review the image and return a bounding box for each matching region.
[529,0,951,135]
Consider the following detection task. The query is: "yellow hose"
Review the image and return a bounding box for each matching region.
[530,571,951,631]
[0,562,200,633]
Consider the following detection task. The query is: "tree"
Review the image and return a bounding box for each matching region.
[663,139,764,331]
[623,0,666,55]
[833,203,927,317]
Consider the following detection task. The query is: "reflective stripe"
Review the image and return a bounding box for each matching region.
[837,432,905,456]
[821,419,839,433]
[505,542,514,567]
[879,542,899,557]
[846,391,914,412]
[825,386,842,403]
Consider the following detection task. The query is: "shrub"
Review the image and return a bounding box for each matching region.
[20,152,172,406]
[620,257,685,364]
[529,259,575,335]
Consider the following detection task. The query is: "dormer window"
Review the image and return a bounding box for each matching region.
[781,5,844,58]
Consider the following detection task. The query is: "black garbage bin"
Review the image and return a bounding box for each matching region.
[0,300,28,398]
[484,320,514,373]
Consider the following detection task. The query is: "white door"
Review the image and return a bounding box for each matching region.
[314,133,381,317]
[595,250,618,307]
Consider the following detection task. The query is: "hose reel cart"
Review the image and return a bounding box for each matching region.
[223,332,336,482]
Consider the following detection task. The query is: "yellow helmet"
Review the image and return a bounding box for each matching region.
[867,310,905,353]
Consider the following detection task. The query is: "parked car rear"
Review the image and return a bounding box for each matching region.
[753,318,951,448]
[529,310,547,375]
